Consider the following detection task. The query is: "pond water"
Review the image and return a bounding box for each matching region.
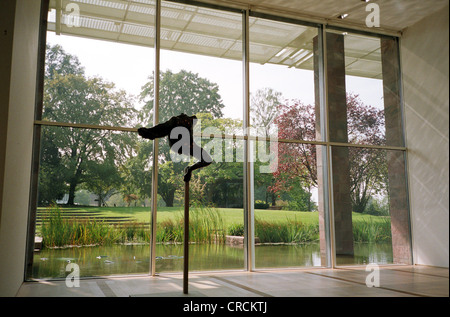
[30,242,393,279]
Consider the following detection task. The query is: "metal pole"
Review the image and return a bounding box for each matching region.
[242,8,254,272]
[183,180,189,294]
[150,0,161,277]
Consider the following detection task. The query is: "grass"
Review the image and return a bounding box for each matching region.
[255,219,319,243]
[38,206,392,247]
[352,216,392,243]
[40,206,321,226]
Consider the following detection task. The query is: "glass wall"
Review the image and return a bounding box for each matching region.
[325,29,411,266]
[249,15,324,268]
[31,127,153,278]
[29,0,156,279]
[28,0,411,280]
[156,1,245,273]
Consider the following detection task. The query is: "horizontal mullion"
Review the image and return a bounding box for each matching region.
[34,120,407,151]
[34,120,138,133]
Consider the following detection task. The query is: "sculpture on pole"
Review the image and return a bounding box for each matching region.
[138,113,212,294]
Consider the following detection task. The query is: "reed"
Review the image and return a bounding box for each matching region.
[255,218,319,243]
[154,205,226,244]
[40,205,121,247]
[352,217,392,243]
[40,205,392,248]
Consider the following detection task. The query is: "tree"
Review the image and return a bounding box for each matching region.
[251,88,283,206]
[251,88,282,136]
[37,127,67,205]
[38,44,84,206]
[140,69,224,125]
[42,44,136,205]
[271,93,386,212]
[138,70,226,206]
[120,140,153,207]
[84,156,123,207]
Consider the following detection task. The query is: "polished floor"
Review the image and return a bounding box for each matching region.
[17,265,448,297]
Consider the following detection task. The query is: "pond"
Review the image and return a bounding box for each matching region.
[30,242,393,279]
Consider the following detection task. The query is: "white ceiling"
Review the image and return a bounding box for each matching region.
[201,0,449,33]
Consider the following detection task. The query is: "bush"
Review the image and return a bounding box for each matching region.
[364,197,389,216]
[254,200,269,209]
[228,223,245,236]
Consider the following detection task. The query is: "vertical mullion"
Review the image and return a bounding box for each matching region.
[397,37,414,264]
[25,0,50,280]
[321,25,337,269]
[242,9,254,272]
[150,0,161,277]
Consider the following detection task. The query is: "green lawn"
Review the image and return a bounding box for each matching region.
[38,205,386,227]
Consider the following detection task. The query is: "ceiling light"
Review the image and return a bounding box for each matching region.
[338,13,349,19]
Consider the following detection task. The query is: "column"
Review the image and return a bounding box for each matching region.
[381,37,412,264]
[314,32,354,258]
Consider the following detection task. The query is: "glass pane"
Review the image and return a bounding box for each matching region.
[44,1,155,127]
[156,136,245,273]
[249,17,319,140]
[155,1,243,125]
[325,30,404,147]
[154,1,245,272]
[330,146,411,266]
[31,126,153,279]
[253,139,325,268]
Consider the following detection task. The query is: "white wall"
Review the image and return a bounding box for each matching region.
[0,0,41,296]
[401,6,449,268]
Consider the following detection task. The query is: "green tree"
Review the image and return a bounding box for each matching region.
[140,69,225,125]
[84,156,123,207]
[251,87,282,136]
[120,140,153,207]
[38,127,67,205]
[38,44,85,206]
[42,45,136,205]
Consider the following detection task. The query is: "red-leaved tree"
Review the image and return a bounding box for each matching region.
[269,93,387,213]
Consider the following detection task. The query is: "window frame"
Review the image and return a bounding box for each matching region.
[25,0,411,281]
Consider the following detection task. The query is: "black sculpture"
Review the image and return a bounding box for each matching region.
[138,113,212,182]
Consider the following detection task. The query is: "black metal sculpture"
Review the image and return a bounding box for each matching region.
[138,113,213,182]
[138,113,212,294]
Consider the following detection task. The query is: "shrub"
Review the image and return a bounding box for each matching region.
[364,197,389,216]
[254,200,270,209]
[228,223,245,236]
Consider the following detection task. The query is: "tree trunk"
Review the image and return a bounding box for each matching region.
[67,179,77,206]
[163,189,176,207]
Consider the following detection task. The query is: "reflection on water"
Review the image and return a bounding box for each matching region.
[256,244,323,268]
[31,242,393,279]
[336,242,393,266]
